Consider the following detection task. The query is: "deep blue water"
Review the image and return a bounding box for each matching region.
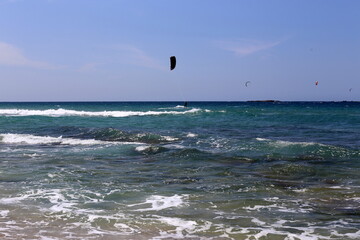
[0,102,359,239]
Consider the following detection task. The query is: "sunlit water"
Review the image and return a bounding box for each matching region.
[0,102,359,239]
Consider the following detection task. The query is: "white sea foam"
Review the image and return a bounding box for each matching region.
[23,153,43,158]
[0,188,358,240]
[156,216,197,230]
[292,188,308,193]
[0,210,9,218]
[161,135,179,141]
[273,140,322,147]
[328,185,351,190]
[46,192,76,213]
[129,194,189,212]
[0,108,202,117]
[256,137,324,147]
[135,145,151,152]
[255,137,269,141]
[186,133,198,138]
[0,189,76,214]
[0,194,30,204]
[114,223,138,234]
[251,218,266,226]
[150,215,213,240]
[163,144,185,149]
[0,133,133,145]
[244,203,310,213]
[217,217,355,240]
[350,197,360,202]
[151,216,199,240]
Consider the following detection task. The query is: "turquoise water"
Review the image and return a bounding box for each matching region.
[0,102,359,239]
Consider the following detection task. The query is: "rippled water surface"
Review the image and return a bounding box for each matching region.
[0,102,359,239]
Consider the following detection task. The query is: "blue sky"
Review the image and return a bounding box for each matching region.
[0,0,359,101]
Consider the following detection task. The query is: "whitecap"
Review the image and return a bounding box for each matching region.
[0,133,140,146]
[256,137,269,141]
[272,140,323,147]
[256,137,325,147]
[0,108,202,118]
[186,133,198,138]
[161,136,179,141]
[135,145,151,152]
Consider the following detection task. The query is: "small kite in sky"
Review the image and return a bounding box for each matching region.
[170,56,176,71]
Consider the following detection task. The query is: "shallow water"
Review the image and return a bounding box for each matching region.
[0,102,359,239]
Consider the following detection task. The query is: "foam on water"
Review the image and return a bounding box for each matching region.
[0,193,32,204]
[244,204,311,214]
[186,132,198,138]
[160,135,179,141]
[0,108,202,117]
[0,210,9,218]
[0,102,359,239]
[0,189,200,239]
[129,194,189,212]
[255,137,324,147]
[162,143,185,149]
[151,215,202,240]
[213,217,360,240]
[134,145,150,152]
[0,133,139,145]
[1,188,359,239]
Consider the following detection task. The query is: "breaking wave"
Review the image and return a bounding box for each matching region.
[255,138,324,147]
[0,133,130,145]
[0,108,202,117]
[56,127,179,144]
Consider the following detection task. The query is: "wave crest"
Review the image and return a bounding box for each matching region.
[0,108,202,118]
[0,133,118,145]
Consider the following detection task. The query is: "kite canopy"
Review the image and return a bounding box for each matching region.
[315,81,319,86]
[245,81,251,87]
[170,56,176,71]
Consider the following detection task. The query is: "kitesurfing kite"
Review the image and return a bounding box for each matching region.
[245,81,251,87]
[170,56,176,71]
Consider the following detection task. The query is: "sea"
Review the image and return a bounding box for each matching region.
[0,101,359,240]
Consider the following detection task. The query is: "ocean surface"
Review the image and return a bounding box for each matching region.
[0,101,359,240]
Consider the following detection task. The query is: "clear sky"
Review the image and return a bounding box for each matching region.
[0,0,359,101]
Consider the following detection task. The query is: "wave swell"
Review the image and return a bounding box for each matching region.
[57,127,178,144]
[0,133,122,145]
[0,108,202,117]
